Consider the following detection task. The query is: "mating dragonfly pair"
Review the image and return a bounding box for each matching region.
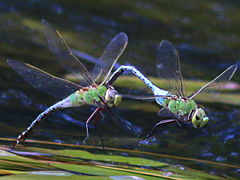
[8,20,238,147]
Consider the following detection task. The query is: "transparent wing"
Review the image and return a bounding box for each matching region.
[7,59,81,99]
[106,107,142,136]
[41,19,94,86]
[156,40,186,97]
[188,64,238,99]
[122,94,170,101]
[158,108,179,119]
[92,32,128,85]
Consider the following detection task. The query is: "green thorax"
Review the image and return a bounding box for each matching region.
[162,97,197,116]
[69,85,107,106]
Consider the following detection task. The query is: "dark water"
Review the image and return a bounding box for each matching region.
[0,0,239,178]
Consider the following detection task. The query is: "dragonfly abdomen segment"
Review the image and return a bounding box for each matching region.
[70,85,107,106]
[14,97,73,147]
[108,65,169,96]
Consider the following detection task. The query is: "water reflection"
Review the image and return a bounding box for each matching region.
[0,0,239,178]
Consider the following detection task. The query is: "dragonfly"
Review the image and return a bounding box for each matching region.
[7,19,131,147]
[107,40,238,141]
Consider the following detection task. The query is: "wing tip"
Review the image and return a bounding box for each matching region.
[118,32,128,41]
[157,39,178,58]
[229,64,238,79]
[41,19,47,25]
[226,64,238,77]
[231,64,238,70]
[6,59,17,66]
[159,39,173,47]
[41,19,53,31]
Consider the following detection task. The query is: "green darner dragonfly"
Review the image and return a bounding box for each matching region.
[7,19,131,147]
[107,40,238,141]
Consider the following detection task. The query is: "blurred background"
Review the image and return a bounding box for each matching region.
[0,0,239,178]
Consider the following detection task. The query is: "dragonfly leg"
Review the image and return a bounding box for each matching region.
[93,111,105,149]
[98,96,117,120]
[139,119,176,145]
[98,96,137,134]
[83,106,102,144]
[98,96,127,129]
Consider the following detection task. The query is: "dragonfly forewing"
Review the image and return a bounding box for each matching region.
[7,59,81,99]
[41,19,94,86]
[156,40,186,97]
[91,32,128,85]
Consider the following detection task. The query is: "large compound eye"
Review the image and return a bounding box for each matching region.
[192,108,209,128]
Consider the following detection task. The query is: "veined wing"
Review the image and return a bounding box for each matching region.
[156,40,186,97]
[41,19,94,86]
[92,32,128,85]
[7,59,81,99]
[158,108,179,120]
[188,64,238,99]
[122,94,170,101]
[106,107,142,136]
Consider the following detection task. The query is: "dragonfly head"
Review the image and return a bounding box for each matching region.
[191,108,209,128]
[105,87,122,107]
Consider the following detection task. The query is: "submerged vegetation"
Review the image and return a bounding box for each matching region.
[0,139,238,179]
